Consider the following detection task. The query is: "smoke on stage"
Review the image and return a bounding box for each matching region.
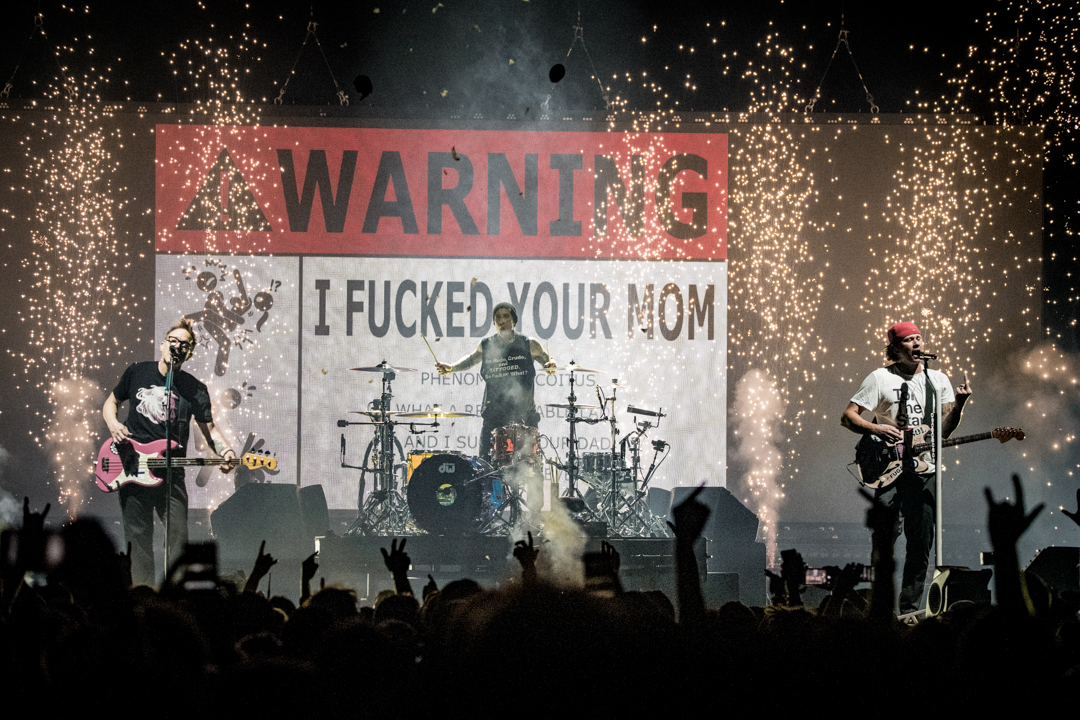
[733,369,785,568]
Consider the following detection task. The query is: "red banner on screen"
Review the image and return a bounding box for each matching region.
[155,125,727,259]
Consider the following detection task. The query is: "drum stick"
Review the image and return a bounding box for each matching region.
[421,334,441,364]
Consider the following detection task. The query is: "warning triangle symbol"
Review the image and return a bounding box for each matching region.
[176,149,272,231]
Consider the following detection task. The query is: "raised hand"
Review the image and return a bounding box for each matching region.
[301,551,319,583]
[955,371,973,406]
[381,538,414,596]
[423,574,439,601]
[245,540,278,593]
[513,531,539,584]
[1061,487,1080,528]
[253,540,278,576]
[22,497,50,534]
[985,474,1045,550]
[822,563,866,617]
[513,531,539,565]
[300,550,319,603]
[381,537,411,575]
[118,541,133,588]
[859,488,898,535]
[859,488,898,622]
[667,485,710,543]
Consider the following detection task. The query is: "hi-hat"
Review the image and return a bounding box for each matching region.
[546,403,601,410]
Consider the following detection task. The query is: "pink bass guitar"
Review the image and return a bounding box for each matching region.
[94,438,277,492]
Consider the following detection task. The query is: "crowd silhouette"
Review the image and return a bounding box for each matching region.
[1,476,1076,716]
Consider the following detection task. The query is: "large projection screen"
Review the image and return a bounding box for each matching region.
[153,123,728,510]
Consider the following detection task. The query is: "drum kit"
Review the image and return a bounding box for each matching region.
[338,360,671,538]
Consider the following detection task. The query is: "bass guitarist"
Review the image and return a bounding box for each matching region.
[840,321,971,615]
[102,318,235,586]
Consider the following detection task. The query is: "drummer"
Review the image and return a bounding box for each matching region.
[435,302,556,463]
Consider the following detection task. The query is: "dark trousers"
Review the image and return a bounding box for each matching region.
[871,472,936,614]
[119,473,188,587]
[479,415,501,464]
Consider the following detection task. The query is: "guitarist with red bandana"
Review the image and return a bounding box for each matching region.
[841,321,972,615]
[102,318,235,586]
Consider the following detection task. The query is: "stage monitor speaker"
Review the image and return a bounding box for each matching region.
[211,483,309,562]
[926,566,992,617]
[1024,546,1079,595]
[298,484,331,539]
[647,488,671,519]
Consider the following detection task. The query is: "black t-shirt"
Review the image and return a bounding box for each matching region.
[479,333,539,426]
[112,361,212,456]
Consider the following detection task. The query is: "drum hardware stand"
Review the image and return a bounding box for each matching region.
[341,361,430,536]
[603,409,671,538]
[561,365,603,503]
[597,381,626,534]
[474,464,526,534]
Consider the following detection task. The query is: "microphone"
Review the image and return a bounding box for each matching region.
[337,419,349,427]
[628,405,664,418]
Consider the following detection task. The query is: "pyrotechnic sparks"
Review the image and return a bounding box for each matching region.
[154,22,291,511]
[6,31,140,516]
[859,126,1002,379]
[733,369,786,566]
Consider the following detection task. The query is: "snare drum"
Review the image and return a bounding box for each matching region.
[491,424,539,467]
[406,453,500,534]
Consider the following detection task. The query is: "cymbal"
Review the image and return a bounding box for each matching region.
[546,403,601,410]
[550,362,606,374]
[350,363,419,373]
[349,410,402,417]
[603,380,632,390]
[396,410,479,419]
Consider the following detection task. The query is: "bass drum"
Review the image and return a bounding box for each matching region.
[407,453,500,534]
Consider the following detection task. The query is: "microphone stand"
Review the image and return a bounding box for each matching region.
[163,350,179,581]
[919,353,945,568]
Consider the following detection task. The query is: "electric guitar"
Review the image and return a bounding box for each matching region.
[95,437,278,493]
[855,426,1025,490]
